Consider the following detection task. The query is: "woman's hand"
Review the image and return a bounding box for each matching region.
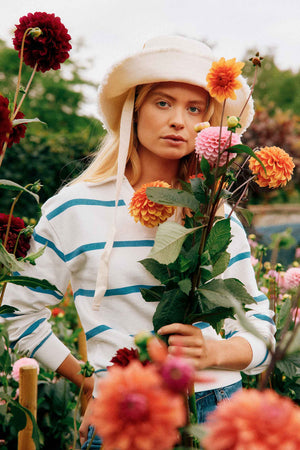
[157,323,215,370]
[157,323,253,371]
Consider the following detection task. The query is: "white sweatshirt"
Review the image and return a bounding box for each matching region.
[1,177,276,392]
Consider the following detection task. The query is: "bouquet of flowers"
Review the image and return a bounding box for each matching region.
[129,56,295,338]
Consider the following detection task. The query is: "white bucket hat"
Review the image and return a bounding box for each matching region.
[93,35,254,309]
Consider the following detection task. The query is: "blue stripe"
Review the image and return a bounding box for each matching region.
[86,325,112,340]
[255,349,269,368]
[47,198,126,220]
[228,251,251,267]
[74,285,153,299]
[95,368,108,373]
[0,313,21,318]
[33,231,65,261]
[12,272,63,300]
[254,294,268,303]
[193,322,210,330]
[225,213,244,230]
[10,318,46,349]
[253,313,275,325]
[30,332,52,357]
[64,240,154,262]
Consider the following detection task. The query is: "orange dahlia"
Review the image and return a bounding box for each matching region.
[129,181,175,228]
[249,146,294,188]
[202,388,300,450]
[206,57,245,102]
[90,361,186,450]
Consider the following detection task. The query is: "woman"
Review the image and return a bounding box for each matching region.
[1,36,275,448]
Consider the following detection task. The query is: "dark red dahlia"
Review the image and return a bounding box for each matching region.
[0,95,13,150]
[110,347,140,368]
[7,110,27,148]
[13,12,72,72]
[0,213,31,258]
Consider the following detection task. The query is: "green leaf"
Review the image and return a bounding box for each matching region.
[21,245,46,265]
[282,327,300,356]
[190,177,208,204]
[0,305,19,315]
[139,258,169,283]
[197,279,237,309]
[223,278,257,305]
[200,157,215,186]
[0,179,39,203]
[12,117,46,127]
[148,222,201,264]
[210,251,231,279]
[276,297,292,330]
[146,186,200,211]
[276,359,299,379]
[153,289,188,332]
[0,243,25,272]
[1,275,62,293]
[227,144,266,173]
[178,278,192,295]
[205,218,231,264]
[236,207,254,227]
[140,286,166,302]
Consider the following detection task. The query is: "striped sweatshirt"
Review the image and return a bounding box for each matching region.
[1,177,276,392]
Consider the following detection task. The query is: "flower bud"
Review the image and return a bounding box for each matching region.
[30,27,42,39]
[30,181,42,193]
[227,116,239,128]
[80,361,95,378]
[134,331,152,348]
[248,234,256,240]
[194,122,210,132]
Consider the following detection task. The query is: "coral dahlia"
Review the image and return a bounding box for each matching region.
[202,388,300,450]
[195,126,240,167]
[249,146,294,188]
[206,57,245,102]
[90,361,185,450]
[13,12,71,72]
[129,181,175,228]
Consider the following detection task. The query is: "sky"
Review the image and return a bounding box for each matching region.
[2,0,300,117]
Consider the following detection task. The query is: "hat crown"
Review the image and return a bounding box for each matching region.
[143,35,213,59]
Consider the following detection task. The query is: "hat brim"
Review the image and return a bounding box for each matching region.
[98,42,254,134]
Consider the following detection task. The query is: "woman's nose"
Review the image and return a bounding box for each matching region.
[169,108,184,129]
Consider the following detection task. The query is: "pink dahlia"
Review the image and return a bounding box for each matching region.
[13,12,71,72]
[12,357,39,382]
[283,267,300,291]
[195,126,240,167]
[90,361,186,450]
[202,388,300,450]
[161,356,195,392]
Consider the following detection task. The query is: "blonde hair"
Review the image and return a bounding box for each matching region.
[72,83,221,186]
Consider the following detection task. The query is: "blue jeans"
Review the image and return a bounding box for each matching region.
[81,380,242,449]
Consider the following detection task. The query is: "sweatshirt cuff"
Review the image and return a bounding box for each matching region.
[32,333,71,371]
[238,332,270,370]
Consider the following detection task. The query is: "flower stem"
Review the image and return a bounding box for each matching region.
[12,28,33,116]
[0,141,8,168]
[86,429,97,450]
[12,63,38,120]
[239,65,258,119]
[72,378,85,450]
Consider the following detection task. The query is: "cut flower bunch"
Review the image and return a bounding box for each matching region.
[129,54,295,339]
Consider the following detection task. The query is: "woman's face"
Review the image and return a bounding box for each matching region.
[136,82,209,162]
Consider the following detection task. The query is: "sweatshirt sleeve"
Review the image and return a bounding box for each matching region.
[0,210,72,371]
[222,208,276,375]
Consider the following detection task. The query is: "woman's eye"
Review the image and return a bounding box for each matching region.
[189,106,201,113]
[157,100,169,108]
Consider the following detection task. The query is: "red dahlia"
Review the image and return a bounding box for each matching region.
[0,213,31,258]
[13,12,72,72]
[0,95,27,150]
[0,95,13,149]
